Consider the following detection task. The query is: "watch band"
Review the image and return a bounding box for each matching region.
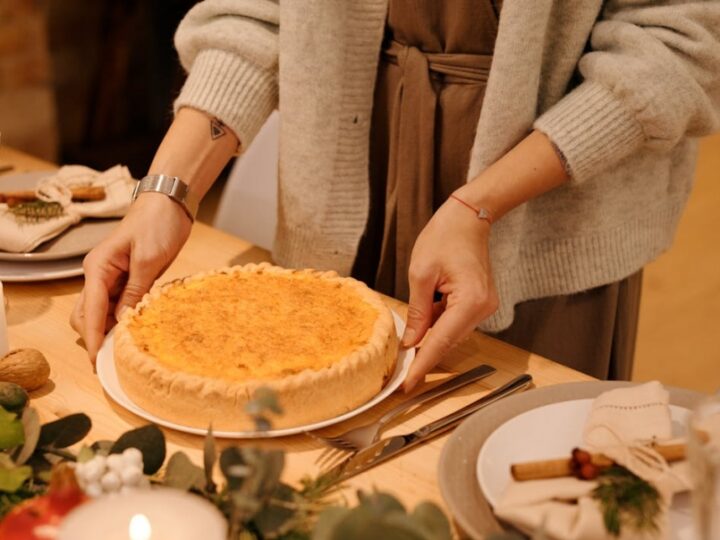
[132,175,199,222]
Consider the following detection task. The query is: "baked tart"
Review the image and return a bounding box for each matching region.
[114,263,398,430]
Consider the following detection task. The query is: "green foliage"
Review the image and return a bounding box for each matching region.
[38,413,91,449]
[0,408,24,451]
[165,452,205,491]
[0,382,28,414]
[245,386,283,431]
[110,424,166,474]
[313,491,452,540]
[8,201,65,222]
[0,392,456,540]
[0,455,32,493]
[592,465,661,537]
[13,408,40,465]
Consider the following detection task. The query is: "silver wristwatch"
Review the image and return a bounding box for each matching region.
[131,175,199,222]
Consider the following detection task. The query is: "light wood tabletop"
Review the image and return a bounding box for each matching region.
[0,146,593,516]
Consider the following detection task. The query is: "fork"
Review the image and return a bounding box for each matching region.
[309,363,496,466]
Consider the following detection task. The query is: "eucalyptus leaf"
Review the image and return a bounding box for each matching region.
[90,440,114,455]
[26,453,51,482]
[0,461,32,493]
[164,452,205,491]
[230,490,262,516]
[220,447,246,490]
[110,425,166,475]
[410,502,452,540]
[253,449,284,498]
[76,445,95,464]
[38,413,91,449]
[204,425,216,493]
[13,408,40,465]
[314,503,421,540]
[245,387,283,418]
[0,408,24,451]
[358,491,405,515]
[253,483,296,537]
[313,507,350,540]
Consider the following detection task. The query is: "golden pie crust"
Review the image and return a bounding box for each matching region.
[114,263,398,430]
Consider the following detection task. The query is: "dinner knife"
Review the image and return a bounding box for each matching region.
[325,373,533,483]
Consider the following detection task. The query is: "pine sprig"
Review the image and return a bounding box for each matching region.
[7,201,65,222]
[592,465,661,537]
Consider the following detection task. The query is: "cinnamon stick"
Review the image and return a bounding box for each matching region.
[0,186,106,206]
[511,442,692,482]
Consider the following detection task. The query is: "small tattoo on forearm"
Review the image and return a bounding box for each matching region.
[210,118,227,140]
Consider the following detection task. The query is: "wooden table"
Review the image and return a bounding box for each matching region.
[1,147,593,516]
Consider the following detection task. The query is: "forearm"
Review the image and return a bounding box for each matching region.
[147,107,240,200]
[453,130,569,222]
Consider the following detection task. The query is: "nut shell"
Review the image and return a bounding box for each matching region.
[0,348,51,391]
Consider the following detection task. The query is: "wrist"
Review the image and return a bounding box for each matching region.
[132,192,194,226]
[448,193,494,225]
[132,175,199,223]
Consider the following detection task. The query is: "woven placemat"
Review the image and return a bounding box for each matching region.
[437,381,705,539]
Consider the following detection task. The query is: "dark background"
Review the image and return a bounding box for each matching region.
[1,0,197,177]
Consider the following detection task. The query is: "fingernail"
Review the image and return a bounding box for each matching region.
[401,328,416,348]
[115,305,128,320]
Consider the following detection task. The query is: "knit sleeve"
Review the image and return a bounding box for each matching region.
[534,1,720,183]
[173,0,279,149]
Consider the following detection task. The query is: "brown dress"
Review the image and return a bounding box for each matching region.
[351,0,641,380]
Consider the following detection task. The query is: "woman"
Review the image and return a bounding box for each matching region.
[71,1,720,391]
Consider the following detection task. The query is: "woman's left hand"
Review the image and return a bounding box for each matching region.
[401,196,499,392]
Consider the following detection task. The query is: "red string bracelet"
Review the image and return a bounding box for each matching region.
[449,194,493,225]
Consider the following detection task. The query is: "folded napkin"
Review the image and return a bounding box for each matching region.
[0,165,134,253]
[494,381,691,540]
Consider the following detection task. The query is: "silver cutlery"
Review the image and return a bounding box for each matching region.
[309,364,497,463]
[321,373,533,482]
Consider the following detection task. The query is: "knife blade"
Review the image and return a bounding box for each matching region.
[325,373,533,483]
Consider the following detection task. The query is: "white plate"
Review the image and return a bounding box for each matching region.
[0,256,84,282]
[97,310,414,438]
[0,171,120,261]
[477,399,695,540]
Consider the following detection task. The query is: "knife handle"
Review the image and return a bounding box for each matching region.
[379,364,496,425]
[412,373,533,439]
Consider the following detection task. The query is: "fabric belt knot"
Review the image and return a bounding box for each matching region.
[375,40,493,299]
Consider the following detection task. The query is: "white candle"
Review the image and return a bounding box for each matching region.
[0,281,8,358]
[57,488,227,540]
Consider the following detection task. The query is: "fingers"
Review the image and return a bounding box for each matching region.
[82,258,116,364]
[402,264,436,347]
[113,253,160,321]
[70,288,85,336]
[403,286,498,393]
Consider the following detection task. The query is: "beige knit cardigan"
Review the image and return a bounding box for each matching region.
[174,0,720,332]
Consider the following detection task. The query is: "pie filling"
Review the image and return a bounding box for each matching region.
[126,271,380,382]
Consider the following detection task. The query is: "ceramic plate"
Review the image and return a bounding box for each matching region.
[0,171,120,261]
[437,381,705,540]
[96,310,414,438]
[0,256,84,282]
[477,399,694,539]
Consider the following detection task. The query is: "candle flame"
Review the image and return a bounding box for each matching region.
[129,513,152,540]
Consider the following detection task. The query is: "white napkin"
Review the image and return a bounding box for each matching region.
[0,165,134,253]
[494,382,691,540]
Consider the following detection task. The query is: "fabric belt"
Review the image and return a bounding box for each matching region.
[375,39,493,299]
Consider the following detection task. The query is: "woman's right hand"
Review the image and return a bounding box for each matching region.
[70,193,193,364]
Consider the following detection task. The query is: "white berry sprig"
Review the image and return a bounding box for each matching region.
[74,447,149,497]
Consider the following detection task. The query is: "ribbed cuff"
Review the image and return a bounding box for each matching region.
[534,81,646,183]
[174,49,278,149]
